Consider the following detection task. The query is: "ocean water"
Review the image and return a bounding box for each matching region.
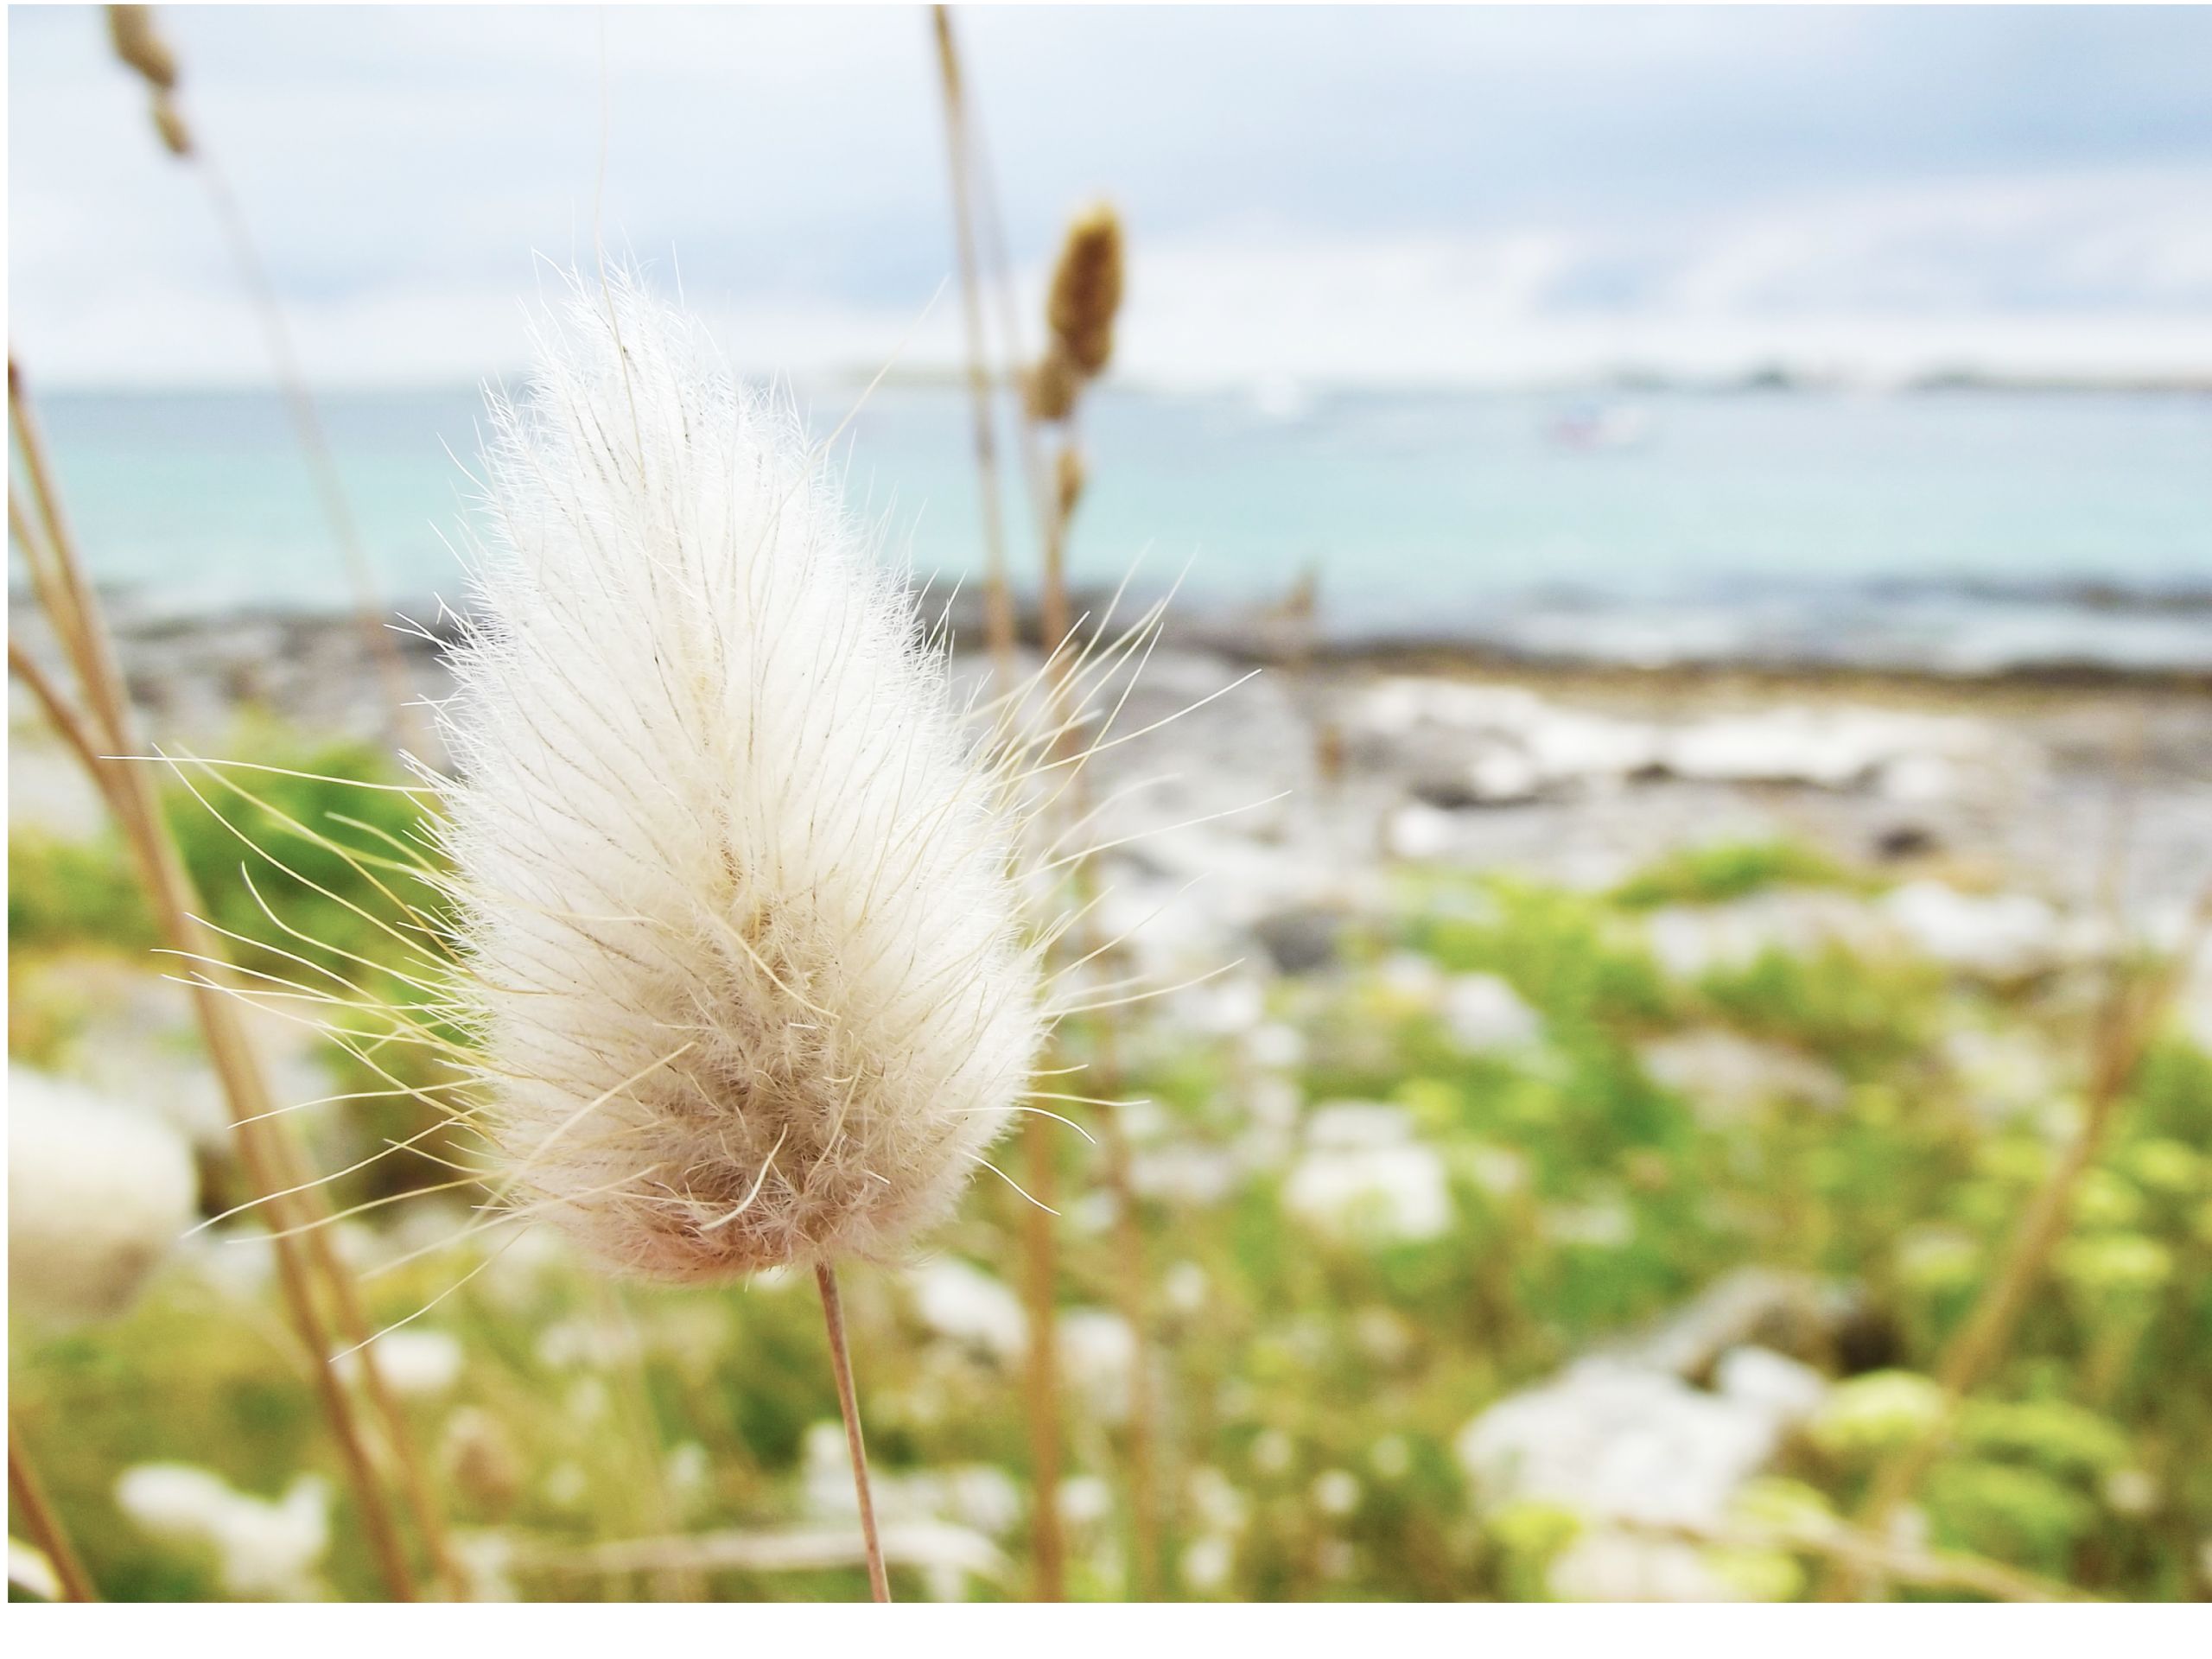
[26,383,2212,672]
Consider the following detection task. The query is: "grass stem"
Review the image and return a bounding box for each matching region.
[10,356,426,1602]
[930,5,1068,1599]
[9,1414,99,1602]
[814,1262,891,1603]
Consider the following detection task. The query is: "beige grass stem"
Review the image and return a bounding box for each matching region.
[9,1413,99,1601]
[930,4,1068,1600]
[968,98,1161,1584]
[104,6,423,759]
[929,4,1018,681]
[815,1263,891,1602]
[1017,200,1162,1596]
[10,359,423,1601]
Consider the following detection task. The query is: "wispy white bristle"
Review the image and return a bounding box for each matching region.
[434,273,1046,1281]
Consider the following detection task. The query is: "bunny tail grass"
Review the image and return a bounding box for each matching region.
[435,273,1046,1283]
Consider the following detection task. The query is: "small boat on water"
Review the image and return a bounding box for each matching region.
[1548,403,1652,451]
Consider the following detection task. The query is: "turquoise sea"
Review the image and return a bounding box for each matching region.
[24,384,2212,673]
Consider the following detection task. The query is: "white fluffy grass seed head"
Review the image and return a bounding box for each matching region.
[434,273,1046,1284]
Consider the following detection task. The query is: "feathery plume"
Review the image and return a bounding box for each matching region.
[436,273,1046,1286]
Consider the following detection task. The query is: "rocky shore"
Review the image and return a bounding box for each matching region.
[12,600,2211,938]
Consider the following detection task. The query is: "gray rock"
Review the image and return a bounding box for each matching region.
[1251,906,1344,975]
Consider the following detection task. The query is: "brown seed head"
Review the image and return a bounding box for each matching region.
[1045,201,1124,378]
[108,6,179,92]
[1026,345,1081,424]
[151,91,194,158]
[1054,446,1087,522]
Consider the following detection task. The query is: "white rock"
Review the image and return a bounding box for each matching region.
[1883,881,2063,978]
[116,1465,330,1599]
[1465,747,1542,804]
[1385,802,1459,861]
[9,1067,196,1321]
[1522,709,1661,785]
[1662,707,1982,791]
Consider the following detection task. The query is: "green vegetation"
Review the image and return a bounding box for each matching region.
[1611,838,1859,910]
[12,788,2212,1601]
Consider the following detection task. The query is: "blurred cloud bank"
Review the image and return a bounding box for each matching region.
[11,4,2212,389]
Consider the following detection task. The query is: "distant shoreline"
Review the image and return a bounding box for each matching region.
[24,590,2204,700]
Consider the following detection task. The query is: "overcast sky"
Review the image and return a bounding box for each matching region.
[11,3,2212,388]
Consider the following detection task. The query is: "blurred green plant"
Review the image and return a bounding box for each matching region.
[1611,839,1859,910]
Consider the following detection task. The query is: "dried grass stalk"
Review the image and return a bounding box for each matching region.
[10,359,425,1601]
[9,1414,99,1601]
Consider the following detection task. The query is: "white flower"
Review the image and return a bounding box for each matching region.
[8,1540,60,1602]
[907,1256,1027,1362]
[1058,1308,1137,1422]
[1312,1469,1361,1516]
[1180,1534,1236,1594]
[337,1329,462,1399]
[9,1066,196,1321]
[1286,1109,1454,1243]
[1057,1474,1114,1529]
[116,1465,330,1599]
[430,275,1045,1281]
[1161,1259,1210,1314]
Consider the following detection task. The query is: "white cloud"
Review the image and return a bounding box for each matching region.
[10,9,2211,389]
